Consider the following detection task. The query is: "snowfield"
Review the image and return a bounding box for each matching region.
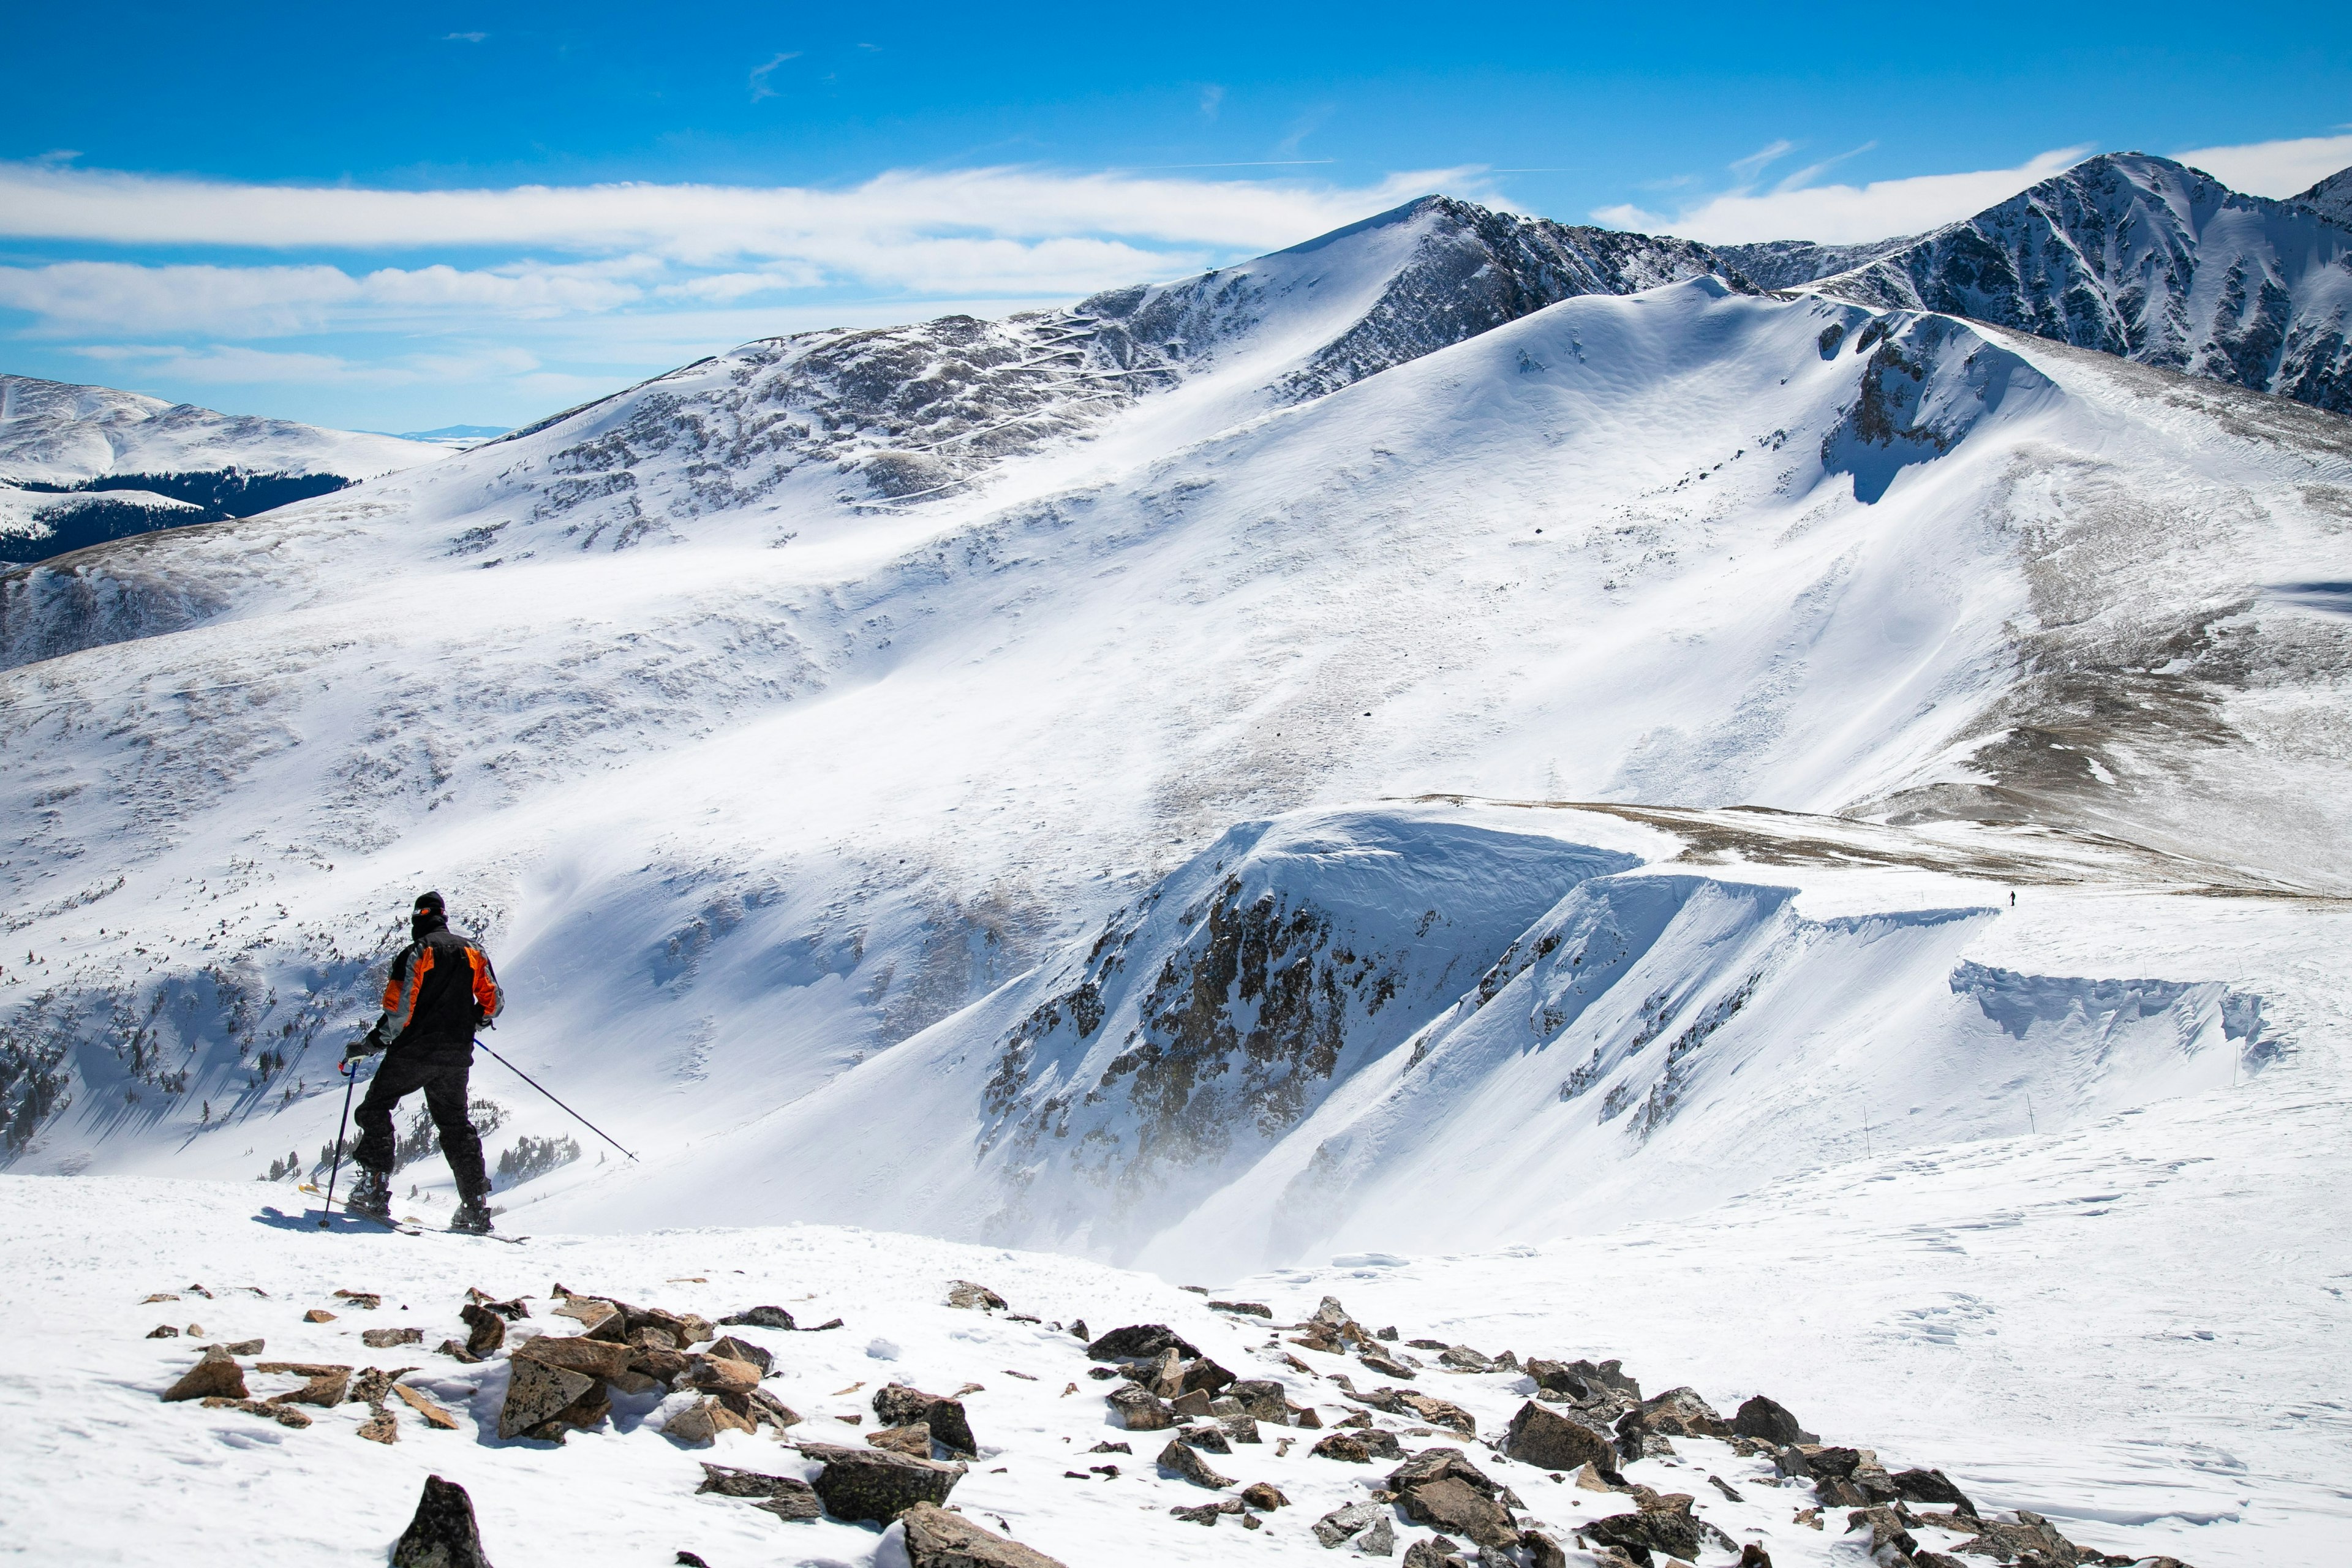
[4,1158,2339,1567]
[4,169,2350,1568]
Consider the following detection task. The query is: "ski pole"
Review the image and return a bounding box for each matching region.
[473,1038,639,1162]
[318,1063,358,1229]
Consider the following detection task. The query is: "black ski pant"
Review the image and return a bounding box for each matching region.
[352,1050,488,1199]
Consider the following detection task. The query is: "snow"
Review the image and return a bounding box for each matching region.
[2,178,2348,1568]
[6,1165,2337,1566]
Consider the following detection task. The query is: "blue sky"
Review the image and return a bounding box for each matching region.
[4,1,2348,432]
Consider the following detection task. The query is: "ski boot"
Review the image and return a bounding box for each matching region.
[451,1191,496,1235]
[345,1166,392,1221]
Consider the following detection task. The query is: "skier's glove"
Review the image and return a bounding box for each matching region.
[343,1029,384,1063]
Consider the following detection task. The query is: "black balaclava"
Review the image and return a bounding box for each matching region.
[410,891,448,940]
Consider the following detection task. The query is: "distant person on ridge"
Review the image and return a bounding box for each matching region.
[341,891,504,1233]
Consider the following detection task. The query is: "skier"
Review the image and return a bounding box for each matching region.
[341,892,504,1233]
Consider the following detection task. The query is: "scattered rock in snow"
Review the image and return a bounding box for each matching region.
[718,1306,796,1330]
[1387,1448,1514,1548]
[391,1474,490,1568]
[1227,1378,1291,1422]
[1946,1510,2090,1565]
[146,1324,178,1338]
[706,1335,772,1374]
[665,1396,757,1445]
[946,1280,1009,1311]
[392,1384,461,1429]
[198,1396,311,1428]
[437,1340,481,1363]
[695,1461,821,1520]
[1170,1498,1246,1526]
[1627,1387,1730,1439]
[499,1357,597,1439]
[514,1333,633,1382]
[1156,1436,1236,1488]
[1357,1350,1417,1380]
[1210,1300,1272,1317]
[684,1354,762,1396]
[1085,1324,1200,1362]
[162,1346,246,1402]
[1732,1395,1817,1446]
[1502,1400,1616,1471]
[1313,1499,1396,1553]
[1844,1504,1919,1562]
[303,1310,336,1324]
[270,1367,354,1407]
[1581,1494,1735,1565]
[872,1384,977,1457]
[1891,1467,1976,1515]
[867,1423,933,1457]
[349,1366,415,1406]
[798,1440,964,1524]
[1242,1482,1288,1510]
[460,1303,507,1356]
[220,1338,264,1356]
[1107,1383,1174,1430]
[897,1501,1063,1565]
[1178,1422,1232,1454]
[1401,1536,1469,1568]
[362,1328,424,1349]
[333,1290,382,1310]
[356,1404,399,1444]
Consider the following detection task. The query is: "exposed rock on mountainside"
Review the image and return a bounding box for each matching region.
[0,375,445,564]
[1814,153,2352,410]
[1714,235,1919,290]
[2291,163,2352,227]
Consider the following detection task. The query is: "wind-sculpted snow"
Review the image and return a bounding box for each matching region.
[1816,153,2352,412]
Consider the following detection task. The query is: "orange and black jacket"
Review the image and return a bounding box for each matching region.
[373,924,503,1063]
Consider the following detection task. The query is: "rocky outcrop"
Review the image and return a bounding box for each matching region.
[1818,153,2352,413]
[1385,1447,1516,1550]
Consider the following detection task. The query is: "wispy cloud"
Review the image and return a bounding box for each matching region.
[2170,132,2352,197]
[748,51,801,102]
[1594,146,2091,244]
[443,31,486,43]
[0,160,1463,272]
[1199,85,1224,119]
[1727,140,1793,183]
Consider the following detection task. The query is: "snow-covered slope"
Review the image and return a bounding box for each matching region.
[17,1161,2340,1567]
[1813,153,2352,411]
[1,262,2343,1242]
[0,374,448,564]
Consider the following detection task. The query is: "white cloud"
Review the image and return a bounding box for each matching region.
[0,260,644,337]
[0,160,1460,271]
[1594,147,2092,244]
[71,343,542,387]
[2170,133,2352,198]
